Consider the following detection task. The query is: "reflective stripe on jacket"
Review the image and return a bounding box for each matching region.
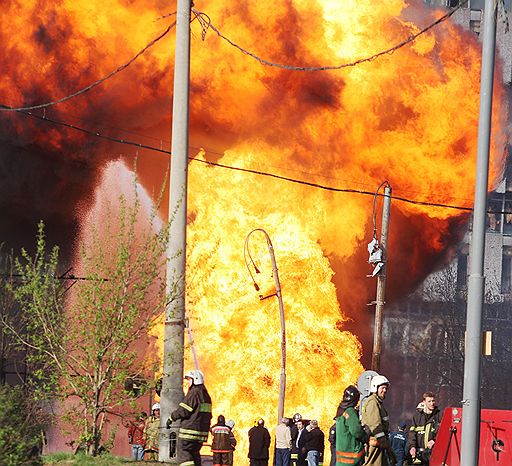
[361,394,389,441]
[171,384,212,443]
[211,424,233,453]
[335,408,366,466]
[408,406,441,450]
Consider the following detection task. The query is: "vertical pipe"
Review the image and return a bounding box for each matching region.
[160,0,191,461]
[265,234,286,423]
[460,1,497,464]
[371,185,392,372]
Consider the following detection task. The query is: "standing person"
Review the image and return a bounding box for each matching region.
[291,414,303,466]
[408,392,441,465]
[335,385,367,466]
[211,415,231,466]
[226,419,237,466]
[248,418,271,466]
[293,419,308,466]
[275,417,292,466]
[388,422,407,466]
[144,403,161,461]
[328,422,336,466]
[303,420,324,466]
[166,370,213,466]
[128,412,147,461]
[361,375,395,466]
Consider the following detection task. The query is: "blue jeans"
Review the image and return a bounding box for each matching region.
[307,450,320,466]
[131,444,145,461]
[276,448,291,466]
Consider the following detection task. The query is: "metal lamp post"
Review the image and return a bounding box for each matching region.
[244,229,286,423]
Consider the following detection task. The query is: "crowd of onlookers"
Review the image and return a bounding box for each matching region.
[125,371,442,466]
[243,374,442,466]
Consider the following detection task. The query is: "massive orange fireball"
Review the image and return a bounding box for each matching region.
[0,0,509,461]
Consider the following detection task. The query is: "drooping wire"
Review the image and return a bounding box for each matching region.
[9,109,171,154]
[0,0,469,114]
[6,106,508,216]
[191,0,469,72]
[0,19,177,112]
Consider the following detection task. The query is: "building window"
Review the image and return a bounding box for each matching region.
[504,199,512,235]
[501,247,512,294]
[487,197,503,233]
[457,253,468,294]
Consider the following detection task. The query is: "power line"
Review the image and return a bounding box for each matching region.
[8,107,488,215]
[0,0,468,114]
[14,105,477,203]
[15,110,171,155]
[0,19,176,113]
[191,1,469,72]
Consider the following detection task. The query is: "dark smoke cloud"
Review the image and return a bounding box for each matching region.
[330,208,469,367]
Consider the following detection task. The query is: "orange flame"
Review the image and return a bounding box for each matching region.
[1,0,509,461]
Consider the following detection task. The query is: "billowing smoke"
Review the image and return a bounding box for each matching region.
[0,0,508,368]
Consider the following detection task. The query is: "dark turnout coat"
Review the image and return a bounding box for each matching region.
[171,384,213,444]
[408,406,442,451]
[248,425,271,459]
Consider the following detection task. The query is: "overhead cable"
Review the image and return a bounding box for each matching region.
[15,109,171,154]
[0,0,469,114]
[9,108,482,215]
[0,19,177,112]
[191,0,468,72]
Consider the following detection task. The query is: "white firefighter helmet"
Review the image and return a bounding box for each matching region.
[369,375,390,393]
[152,403,161,411]
[184,369,204,385]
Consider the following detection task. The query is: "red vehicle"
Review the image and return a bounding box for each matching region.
[430,407,511,465]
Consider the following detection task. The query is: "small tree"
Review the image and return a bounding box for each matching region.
[2,178,175,455]
[0,384,49,466]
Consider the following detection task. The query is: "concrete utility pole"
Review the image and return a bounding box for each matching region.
[371,184,392,372]
[159,0,192,461]
[460,1,497,464]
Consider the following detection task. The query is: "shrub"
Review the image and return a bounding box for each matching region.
[0,385,48,466]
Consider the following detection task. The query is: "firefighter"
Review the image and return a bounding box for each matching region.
[291,413,304,466]
[389,422,407,466]
[144,403,161,461]
[335,385,367,466]
[166,370,213,466]
[328,422,336,466]
[361,375,395,466]
[211,414,232,466]
[226,419,237,466]
[408,392,441,465]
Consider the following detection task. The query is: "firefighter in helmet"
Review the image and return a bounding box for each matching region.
[167,370,212,466]
[361,375,395,466]
[335,385,367,466]
[291,413,304,466]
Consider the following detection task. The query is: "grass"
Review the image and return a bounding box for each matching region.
[43,452,137,465]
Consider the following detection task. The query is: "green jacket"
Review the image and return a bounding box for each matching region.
[335,407,366,466]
